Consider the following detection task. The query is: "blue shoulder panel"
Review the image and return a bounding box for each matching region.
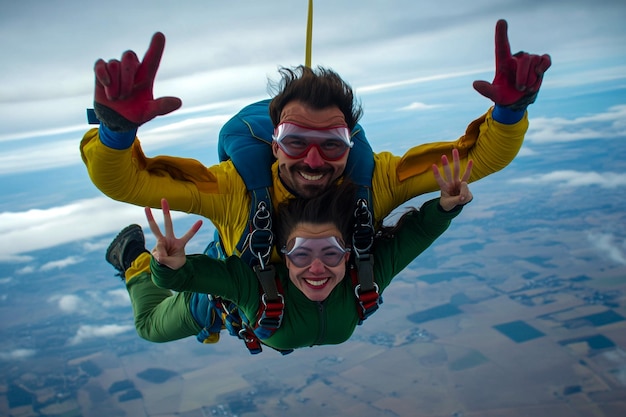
[218,99,274,191]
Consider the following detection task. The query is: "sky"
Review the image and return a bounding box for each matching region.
[1,0,625,266]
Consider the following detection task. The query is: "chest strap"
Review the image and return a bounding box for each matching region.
[351,197,381,323]
[237,272,292,355]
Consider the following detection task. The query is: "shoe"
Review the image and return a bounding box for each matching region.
[106,224,146,276]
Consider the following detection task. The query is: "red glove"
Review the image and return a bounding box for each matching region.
[93,32,182,130]
[473,20,551,109]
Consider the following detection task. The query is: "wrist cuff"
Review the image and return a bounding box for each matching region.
[99,124,137,150]
[492,105,525,125]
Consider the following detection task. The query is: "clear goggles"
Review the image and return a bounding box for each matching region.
[273,122,353,161]
[281,236,350,268]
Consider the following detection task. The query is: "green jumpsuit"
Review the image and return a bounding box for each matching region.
[132,198,461,351]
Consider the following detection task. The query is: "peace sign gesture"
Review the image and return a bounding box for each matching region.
[432,149,473,211]
[145,198,203,270]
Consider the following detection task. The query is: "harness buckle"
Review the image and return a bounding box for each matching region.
[257,292,285,329]
[353,275,381,323]
[246,200,274,265]
[352,198,375,256]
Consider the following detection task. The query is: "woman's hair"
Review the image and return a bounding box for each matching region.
[268,65,363,130]
[275,180,357,251]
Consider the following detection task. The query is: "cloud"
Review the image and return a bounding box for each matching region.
[40,256,83,272]
[510,170,626,189]
[101,288,131,308]
[50,289,130,315]
[398,102,444,111]
[587,233,626,265]
[0,110,227,176]
[15,265,36,274]
[0,196,192,261]
[0,138,81,176]
[357,69,487,94]
[0,349,37,361]
[82,240,109,253]
[56,294,85,313]
[526,105,626,143]
[68,324,135,345]
[516,146,538,157]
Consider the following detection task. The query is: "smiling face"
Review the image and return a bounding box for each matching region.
[272,101,350,198]
[283,222,350,302]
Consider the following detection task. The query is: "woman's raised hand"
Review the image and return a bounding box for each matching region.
[145,198,203,270]
[432,149,474,211]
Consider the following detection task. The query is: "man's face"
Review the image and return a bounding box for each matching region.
[272,101,351,198]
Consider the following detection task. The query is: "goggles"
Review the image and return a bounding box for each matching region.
[281,236,350,268]
[273,122,353,161]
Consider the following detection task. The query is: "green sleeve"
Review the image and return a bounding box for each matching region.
[373,198,462,291]
[150,254,260,306]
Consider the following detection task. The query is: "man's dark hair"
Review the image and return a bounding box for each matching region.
[268,65,363,130]
[275,180,357,251]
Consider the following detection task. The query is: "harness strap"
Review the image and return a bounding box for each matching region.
[350,265,382,324]
[352,197,376,291]
[350,196,380,323]
[252,264,283,329]
[238,276,292,355]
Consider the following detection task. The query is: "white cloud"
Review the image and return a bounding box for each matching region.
[0,138,81,175]
[0,196,192,261]
[357,69,487,94]
[511,170,626,189]
[82,240,109,253]
[587,232,626,265]
[49,289,130,314]
[56,294,85,313]
[399,102,444,111]
[15,265,36,274]
[101,288,131,308]
[526,105,626,143]
[40,256,83,272]
[0,349,37,361]
[68,324,135,345]
[0,110,227,176]
[516,146,537,157]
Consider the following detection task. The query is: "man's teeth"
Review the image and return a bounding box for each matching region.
[301,172,323,181]
[305,278,329,287]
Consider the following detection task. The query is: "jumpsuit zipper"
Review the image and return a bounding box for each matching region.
[313,301,326,345]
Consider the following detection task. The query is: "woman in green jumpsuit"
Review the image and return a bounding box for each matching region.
[131,150,473,352]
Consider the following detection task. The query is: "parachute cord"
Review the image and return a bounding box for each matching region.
[305,0,313,68]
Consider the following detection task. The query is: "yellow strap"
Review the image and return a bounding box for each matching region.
[305,0,313,67]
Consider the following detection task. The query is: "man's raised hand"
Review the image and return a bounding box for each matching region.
[93,32,182,130]
[473,19,551,109]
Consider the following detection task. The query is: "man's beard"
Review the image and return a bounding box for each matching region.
[289,165,334,198]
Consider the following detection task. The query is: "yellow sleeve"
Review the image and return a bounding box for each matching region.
[79,128,249,248]
[372,108,528,221]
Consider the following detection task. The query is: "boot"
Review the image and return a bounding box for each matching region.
[105,224,149,278]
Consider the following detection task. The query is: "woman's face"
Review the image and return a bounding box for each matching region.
[283,222,349,302]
